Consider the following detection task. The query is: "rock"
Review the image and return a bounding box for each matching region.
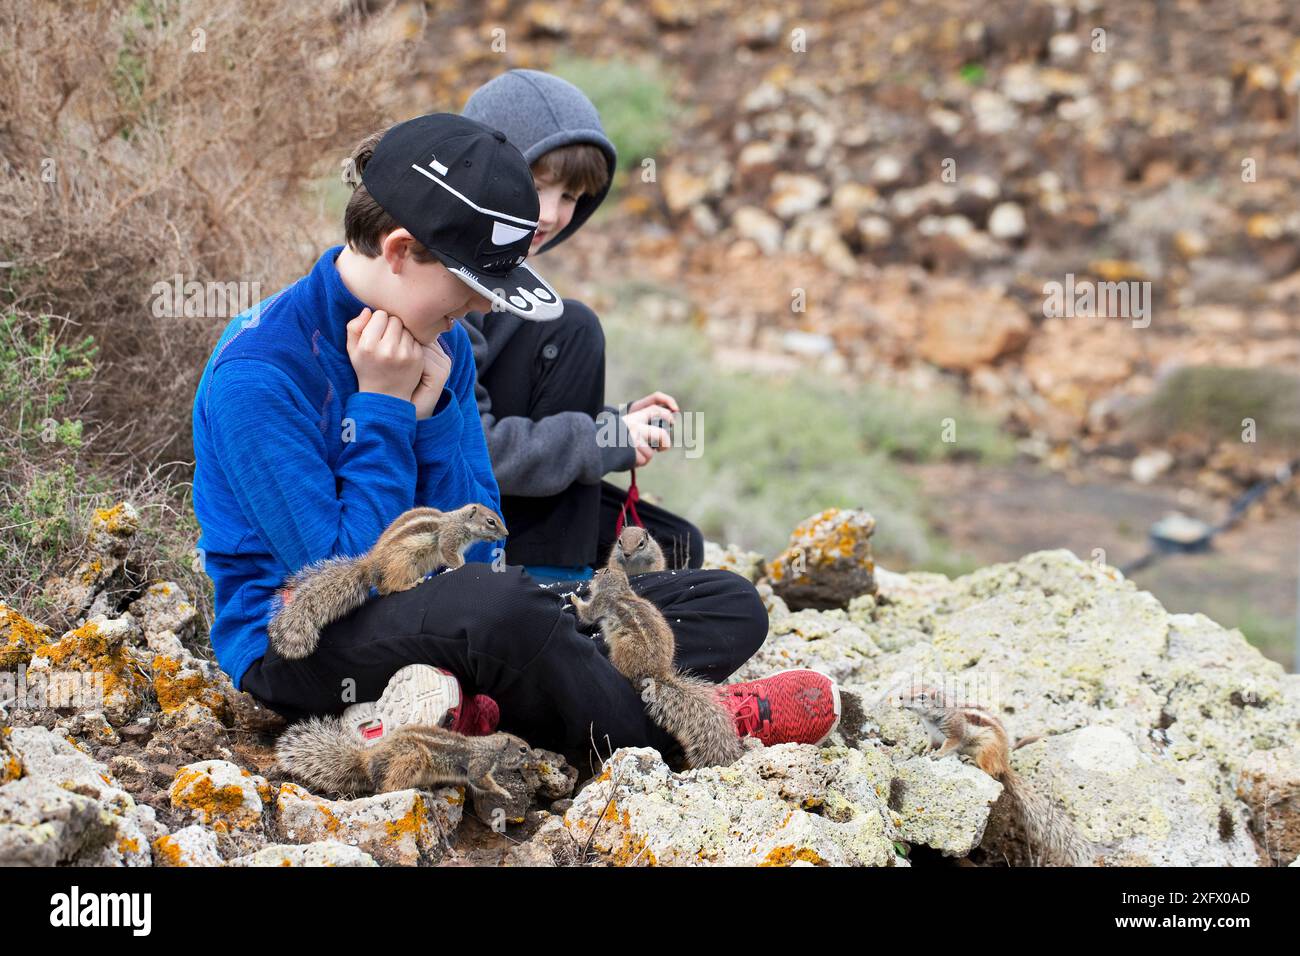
[0,604,52,669]
[1237,746,1300,866]
[893,755,1004,857]
[169,759,268,832]
[228,840,378,867]
[702,542,766,581]
[28,615,150,726]
[152,824,223,866]
[917,285,1031,371]
[127,581,199,650]
[1131,449,1174,484]
[971,90,1019,134]
[41,502,138,620]
[274,782,462,866]
[0,725,162,866]
[0,778,119,866]
[766,508,877,610]
[734,608,879,686]
[563,745,906,866]
[661,167,710,215]
[470,747,577,829]
[731,205,784,256]
[988,201,1027,240]
[869,155,904,186]
[987,727,1258,866]
[767,173,828,219]
[149,654,232,723]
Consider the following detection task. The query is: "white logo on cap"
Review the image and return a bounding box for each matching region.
[491,221,531,247]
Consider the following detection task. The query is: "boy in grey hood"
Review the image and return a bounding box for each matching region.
[461,69,702,580]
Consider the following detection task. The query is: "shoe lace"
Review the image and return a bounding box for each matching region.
[726,691,768,739]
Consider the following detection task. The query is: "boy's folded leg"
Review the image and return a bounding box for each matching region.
[242,563,685,768]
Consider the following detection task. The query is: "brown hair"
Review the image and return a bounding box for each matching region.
[531,142,610,196]
[341,128,438,261]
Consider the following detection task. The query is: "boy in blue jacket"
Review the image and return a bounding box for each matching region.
[193,113,840,769]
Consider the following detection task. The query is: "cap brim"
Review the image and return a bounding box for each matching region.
[432,251,563,321]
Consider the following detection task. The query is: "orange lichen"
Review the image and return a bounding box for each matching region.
[384,794,429,843]
[152,835,184,866]
[760,845,826,866]
[170,767,256,827]
[117,835,140,855]
[151,655,227,718]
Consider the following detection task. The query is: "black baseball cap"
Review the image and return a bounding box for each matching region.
[361,113,563,320]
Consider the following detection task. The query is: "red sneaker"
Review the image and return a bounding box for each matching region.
[341,664,500,744]
[447,685,500,736]
[718,669,841,746]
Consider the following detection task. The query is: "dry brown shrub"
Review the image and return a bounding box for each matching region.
[0,0,426,465]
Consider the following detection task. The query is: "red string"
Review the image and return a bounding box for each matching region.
[614,468,644,535]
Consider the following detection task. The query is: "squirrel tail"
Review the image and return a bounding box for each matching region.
[1001,770,1097,866]
[644,673,744,769]
[275,716,372,796]
[267,557,372,660]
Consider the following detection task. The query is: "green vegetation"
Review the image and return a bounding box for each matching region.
[550,57,676,192]
[600,284,1015,564]
[1129,366,1300,451]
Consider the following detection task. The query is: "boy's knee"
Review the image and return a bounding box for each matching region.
[692,568,770,659]
[454,564,566,659]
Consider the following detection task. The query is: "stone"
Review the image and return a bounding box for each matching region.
[1237,746,1300,866]
[228,840,378,867]
[1131,449,1174,484]
[0,725,162,866]
[988,201,1027,240]
[731,206,784,256]
[169,759,268,832]
[701,542,766,582]
[28,614,150,726]
[41,503,139,620]
[152,824,223,866]
[274,782,463,867]
[0,604,53,669]
[893,755,1004,857]
[917,285,1031,371]
[766,508,877,610]
[562,745,906,866]
[767,173,828,219]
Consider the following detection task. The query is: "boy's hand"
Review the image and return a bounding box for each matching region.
[410,338,453,419]
[346,308,423,405]
[623,393,678,467]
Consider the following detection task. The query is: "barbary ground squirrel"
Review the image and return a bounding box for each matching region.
[606,526,668,575]
[896,684,1098,866]
[276,715,530,801]
[569,534,742,770]
[267,504,506,660]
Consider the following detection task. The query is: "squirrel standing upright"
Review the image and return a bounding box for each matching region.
[268,504,506,660]
[607,526,667,575]
[276,715,530,801]
[895,684,1097,866]
[570,533,742,770]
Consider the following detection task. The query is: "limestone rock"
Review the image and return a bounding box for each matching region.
[701,541,766,582]
[563,745,906,866]
[918,286,1031,371]
[41,502,139,620]
[1237,746,1300,866]
[892,755,1003,857]
[169,759,268,832]
[0,725,162,866]
[766,508,877,610]
[274,782,463,867]
[28,614,150,726]
[228,840,379,867]
[153,824,223,867]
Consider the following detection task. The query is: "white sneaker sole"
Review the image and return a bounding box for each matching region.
[341,664,460,747]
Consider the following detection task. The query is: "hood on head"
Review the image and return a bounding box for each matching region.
[462,69,617,253]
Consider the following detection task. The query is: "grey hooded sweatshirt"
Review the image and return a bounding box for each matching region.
[460,70,634,497]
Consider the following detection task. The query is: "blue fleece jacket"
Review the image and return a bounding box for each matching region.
[191,246,502,689]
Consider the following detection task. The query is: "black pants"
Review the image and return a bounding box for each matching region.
[241,564,767,772]
[478,301,704,569]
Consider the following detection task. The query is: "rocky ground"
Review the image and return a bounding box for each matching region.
[404,0,1300,511]
[2,502,1297,866]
